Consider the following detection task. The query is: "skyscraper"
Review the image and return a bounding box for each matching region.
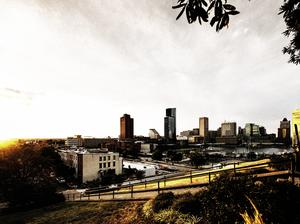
[199,117,209,140]
[278,118,291,145]
[221,122,237,137]
[164,108,176,142]
[292,109,300,146]
[120,114,134,140]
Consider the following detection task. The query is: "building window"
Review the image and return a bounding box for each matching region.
[113,155,116,160]
[103,163,106,168]
[99,157,102,161]
[108,162,111,168]
[103,156,106,161]
[99,163,102,169]
[113,161,115,167]
[108,156,110,160]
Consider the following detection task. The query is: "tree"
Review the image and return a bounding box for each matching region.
[152,150,163,161]
[173,0,300,65]
[40,146,75,181]
[0,144,64,208]
[167,150,183,162]
[189,151,206,167]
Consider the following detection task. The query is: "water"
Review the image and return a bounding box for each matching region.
[204,147,293,155]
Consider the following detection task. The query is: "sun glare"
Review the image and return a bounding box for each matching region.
[0,139,17,149]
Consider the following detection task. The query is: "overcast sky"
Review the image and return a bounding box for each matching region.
[0,0,299,139]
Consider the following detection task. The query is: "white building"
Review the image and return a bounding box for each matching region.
[65,135,83,147]
[59,148,122,183]
[123,161,156,177]
[140,143,158,154]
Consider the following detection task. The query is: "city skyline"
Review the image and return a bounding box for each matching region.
[0,0,299,140]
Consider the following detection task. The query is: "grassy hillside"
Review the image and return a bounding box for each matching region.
[0,201,142,224]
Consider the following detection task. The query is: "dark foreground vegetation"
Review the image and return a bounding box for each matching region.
[2,173,299,224]
[139,174,300,224]
[0,143,72,212]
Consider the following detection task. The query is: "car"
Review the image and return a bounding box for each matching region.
[56,177,66,183]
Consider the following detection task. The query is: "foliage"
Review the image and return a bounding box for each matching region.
[173,0,300,65]
[152,192,175,213]
[152,150,163,161]
[145,173,300,223]
[172,0,240,32]
[98,169,125,186]
[153,209,202,224]
[40,147,75,181]
[167,150,183,162]
[241,196,264,224]
[279,0,300,64]
[0,144,65,208]
[143,199,201,224]
[172,192,201,216]
[189,151,206,167]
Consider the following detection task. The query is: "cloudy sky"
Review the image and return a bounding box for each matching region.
[0,0,299,139]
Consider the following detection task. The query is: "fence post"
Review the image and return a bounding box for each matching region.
[164,176,166,187]
[190,170,193,183]
[291,159,295,185]
[113,190,115,199]
[67,194,70,201]
[234,163,236,176]
[131,185,133,198]
[144,180,147,189]
[157,181,160,194]
[98,192,101,200]
[88,194,90,201]
[209,172,211,183]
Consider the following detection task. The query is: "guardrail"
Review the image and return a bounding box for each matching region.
[65,159,296,202]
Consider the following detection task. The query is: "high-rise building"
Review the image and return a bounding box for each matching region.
[244,123,260,137]
[278,118,291,145]
[149,129,161,139]
[221,122,237,137]
[164,108,176,142]
[199,117,209,140]
[120,114,134,140]
[292,109,300,146]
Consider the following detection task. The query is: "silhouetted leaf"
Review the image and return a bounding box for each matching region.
[227,10,240,15]
[176,5,187,20]
[223,4,236,11]
[210,16,218,27]
[219,13,229,30]
[207,0,215,12]
[215,0,223,17]
[199,7,209,22]
[172,4,186,9]
[201,0,208,7]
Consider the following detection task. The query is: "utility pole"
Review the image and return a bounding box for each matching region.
[294,124,300,171]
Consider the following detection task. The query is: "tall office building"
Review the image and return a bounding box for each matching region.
[149,129,161,139]
[199,117,209,140]
[120,114,134,140]
[221,122,237,137]
[292,109,300,146]
[244,123,260,137]
[164,108,176,142]
[278,118,291,145]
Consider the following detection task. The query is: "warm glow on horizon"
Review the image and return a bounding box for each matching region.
[0,139,18,149]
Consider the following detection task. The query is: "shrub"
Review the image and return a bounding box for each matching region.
[152,192,175,213]
[172,196,201,216]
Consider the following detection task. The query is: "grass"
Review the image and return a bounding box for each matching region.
[0,201,140,224]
